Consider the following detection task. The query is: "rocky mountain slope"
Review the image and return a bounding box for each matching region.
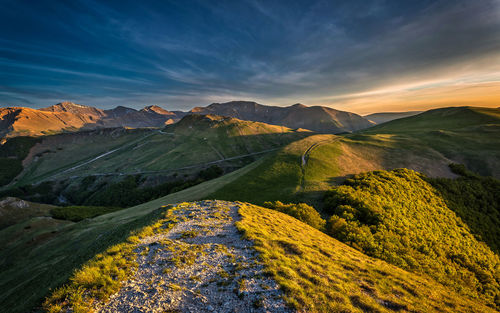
[191,101,374,133]
[0,102,180,138]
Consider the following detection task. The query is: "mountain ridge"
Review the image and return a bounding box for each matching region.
[190,100,375,133]
[0,102,179,138]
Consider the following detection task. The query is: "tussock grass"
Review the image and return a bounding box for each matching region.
[43,205,179,312]
[236,203,495,312]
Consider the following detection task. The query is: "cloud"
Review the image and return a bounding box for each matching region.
[0,0,499,112]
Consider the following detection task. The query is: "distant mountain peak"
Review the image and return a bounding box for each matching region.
[40,101,100,114]
[53,101,89,109]
[289,103,307,109]
[141,105,174,115]
[58,101,83,106]
[113,105,137,112]
[208,101,261,108]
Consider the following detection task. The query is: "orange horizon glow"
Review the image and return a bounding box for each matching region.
[322,81,500,115]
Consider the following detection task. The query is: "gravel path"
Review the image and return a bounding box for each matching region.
[96,200,291,313]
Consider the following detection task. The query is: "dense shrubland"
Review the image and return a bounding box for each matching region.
[324,168,500,308]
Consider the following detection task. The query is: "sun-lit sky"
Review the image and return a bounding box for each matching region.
[0,0,499,114]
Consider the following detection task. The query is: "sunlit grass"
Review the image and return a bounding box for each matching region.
[43,205,179,312]
[236,203,495,312]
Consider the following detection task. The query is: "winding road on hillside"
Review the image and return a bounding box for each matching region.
[300,137,340,191]
[40,139,281,182]
[37,130,159,183]
[69,148,279,178]
[301,137,339,166]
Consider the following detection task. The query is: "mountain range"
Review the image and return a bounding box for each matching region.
[0,102,182,139]
[190,101,375,133]
[0,101,375,139]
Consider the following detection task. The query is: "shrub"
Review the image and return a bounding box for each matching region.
[263,201,325,230]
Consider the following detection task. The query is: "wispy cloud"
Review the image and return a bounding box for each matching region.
[0,0,499,112]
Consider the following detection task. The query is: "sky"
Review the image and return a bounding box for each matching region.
[0,0,499,114]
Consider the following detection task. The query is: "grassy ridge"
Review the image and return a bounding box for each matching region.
[324,169,500,308]
[236,203,495,312]
[209,135,339,205]
[43,205,178,312]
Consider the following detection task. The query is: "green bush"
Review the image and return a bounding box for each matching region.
[263,201,325,230]
[324,168,500,308]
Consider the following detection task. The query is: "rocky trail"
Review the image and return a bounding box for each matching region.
[96,201,291,313]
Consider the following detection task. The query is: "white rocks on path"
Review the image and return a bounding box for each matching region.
[96,200,292,313]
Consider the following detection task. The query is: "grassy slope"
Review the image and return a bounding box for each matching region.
[361,106,500,177]
[209,135,328,205]
[0,158,263,312]
[16,116,308,186]
[365,107,500,133]
[15,129,149,186]
[237,203,494,312]
[208,131,473,207]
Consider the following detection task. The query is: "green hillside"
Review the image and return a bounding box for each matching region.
[360,106,500,177]
[365,106,500,133]
[0,115,310,208]
[14,115,308,186]
[324,169,500,308]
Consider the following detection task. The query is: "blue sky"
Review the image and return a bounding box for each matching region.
[0,0,499,113]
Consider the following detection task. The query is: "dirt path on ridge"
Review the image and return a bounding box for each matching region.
[96,200,291,313]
